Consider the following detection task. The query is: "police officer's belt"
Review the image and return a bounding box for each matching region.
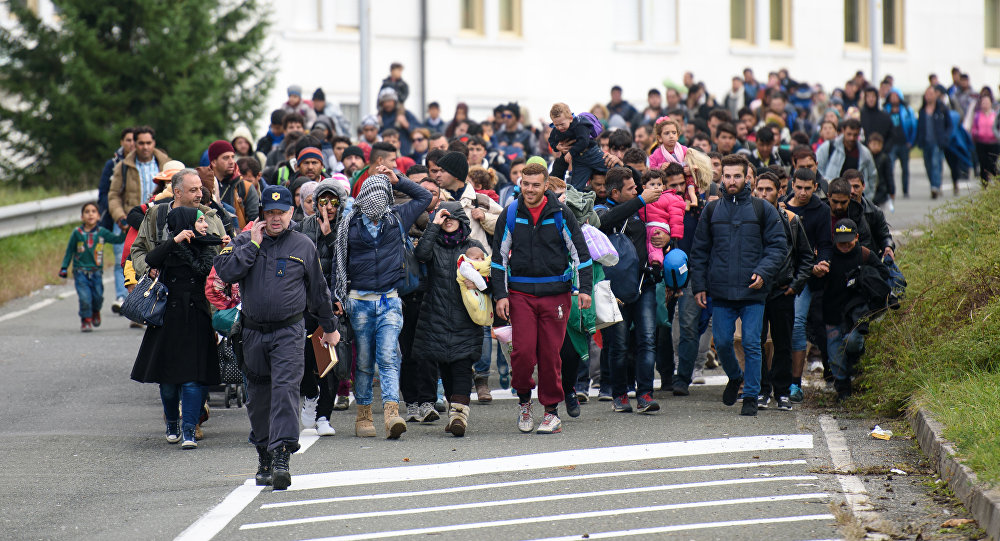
[241,313,303,334]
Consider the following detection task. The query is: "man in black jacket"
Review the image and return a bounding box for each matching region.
[493,163,593,435]
[827,178,875,252]
[842,169,895,259]
[595,166,663,415]
[860,87,893,148]
[754,172,815,411]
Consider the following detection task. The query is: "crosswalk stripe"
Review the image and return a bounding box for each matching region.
[286,434,813,491]
[521,514,838,541]
[295,493,831,541]
[260,459,808,509]
[241,475,820,529]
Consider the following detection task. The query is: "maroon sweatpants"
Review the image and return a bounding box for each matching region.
[509,291,572,407]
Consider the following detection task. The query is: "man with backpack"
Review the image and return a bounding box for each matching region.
[595,166,663,415]
[199,140,259,230]
[813,218,889,400]
[492,162,593,435]
[690,154,787,417]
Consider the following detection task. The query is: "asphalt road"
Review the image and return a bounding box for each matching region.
[0,158,978,541]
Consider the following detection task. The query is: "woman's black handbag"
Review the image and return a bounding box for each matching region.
[121,274,169,327]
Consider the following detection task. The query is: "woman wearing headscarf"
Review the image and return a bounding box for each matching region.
[333,171,431,439]
[130,207,223,449]
[411,202,486,436]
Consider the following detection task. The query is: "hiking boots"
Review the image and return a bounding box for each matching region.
[271,445,293,491]
[355,404,376,437]
[383,401,407,439]
[447,403,470,437]
[474,376,493,403]
[255,445,273,486]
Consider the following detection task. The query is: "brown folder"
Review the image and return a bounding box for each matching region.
[309,327,339,378]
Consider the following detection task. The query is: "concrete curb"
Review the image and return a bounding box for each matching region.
[909,407,1000,540]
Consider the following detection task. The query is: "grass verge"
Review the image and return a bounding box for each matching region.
[858,183,1000,486]
[0,184,68,206]
[0,224,116,306]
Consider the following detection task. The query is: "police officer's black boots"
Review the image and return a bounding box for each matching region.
[255,445,273,486]
[271,445,292,490]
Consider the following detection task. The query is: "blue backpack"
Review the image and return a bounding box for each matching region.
[593,205,641,304]
[503,199,572,284]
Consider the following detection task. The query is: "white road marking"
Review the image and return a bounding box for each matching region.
[261,459,808,509]
[819,414,879,522]
[0,276,113,324]
[521,514,838,541]
[242,475,820,529]
[286,434,813,491]
[173,481,263,541]
[296,493,831,541]
[295,430,319,455]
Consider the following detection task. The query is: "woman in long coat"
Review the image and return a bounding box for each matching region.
[131,207,221,449]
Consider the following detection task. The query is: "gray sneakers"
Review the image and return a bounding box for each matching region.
[517,402,534,433]
[418,402,440,423]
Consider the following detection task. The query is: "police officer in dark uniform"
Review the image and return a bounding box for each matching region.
[214,185,339,491]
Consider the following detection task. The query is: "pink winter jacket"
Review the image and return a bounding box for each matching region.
[639,190,686,239]
[648,143,688,172]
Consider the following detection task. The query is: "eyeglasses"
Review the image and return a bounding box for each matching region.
[413,137,426,142]
[317,197,340,207]
[502,113,514,119]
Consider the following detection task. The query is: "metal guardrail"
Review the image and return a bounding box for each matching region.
[0,190,98,239]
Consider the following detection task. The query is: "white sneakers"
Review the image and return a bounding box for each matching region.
[692,369,706,384]
[517,402,534,433]
[316,417,336,436]
[300,396,318,429]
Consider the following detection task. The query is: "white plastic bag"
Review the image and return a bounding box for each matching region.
[593,280,623,330]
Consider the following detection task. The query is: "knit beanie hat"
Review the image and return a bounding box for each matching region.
[437,151,469,182]
[313,87,325,101]
[208,140,235,162]
[341,145,366,162]
[297,147,324,164]
[287,84,303,97]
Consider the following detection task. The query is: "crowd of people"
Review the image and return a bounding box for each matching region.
[67,62,992,490]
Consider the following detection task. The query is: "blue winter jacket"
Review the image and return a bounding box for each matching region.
[883,89,917,146]
[345,176,431,293]
[689,184,788,304]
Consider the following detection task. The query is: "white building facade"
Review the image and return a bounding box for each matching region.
[264,0,1000,134]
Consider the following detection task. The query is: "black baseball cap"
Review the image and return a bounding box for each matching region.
[261,185,293,212]
[833,218,858,243]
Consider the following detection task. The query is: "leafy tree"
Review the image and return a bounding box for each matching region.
[0,0,275,189]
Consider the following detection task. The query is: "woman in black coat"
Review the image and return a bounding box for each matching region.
[412,201,485,436]
[130,207,221,449]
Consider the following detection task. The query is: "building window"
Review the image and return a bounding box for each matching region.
[844,0,866,45]
[498,0,522,35]
[882,0,903,48]
[460,0,484,34]
[769,0,791,44]
[987,0,1000,50]
[730,0,754,42]
[649,0,679,44]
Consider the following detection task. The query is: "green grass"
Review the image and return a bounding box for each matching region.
[0,223,116,306]
[0,184,70,206]
[858,184,1000,485]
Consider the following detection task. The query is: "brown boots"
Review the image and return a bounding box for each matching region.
[383,401,407,439]
[474,376,492,403]
[447,403,470,437]
[355,404,376,437]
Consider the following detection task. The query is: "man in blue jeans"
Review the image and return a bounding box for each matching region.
[690,154,787,416]
[333,169,430,439]
[596,166,663,414]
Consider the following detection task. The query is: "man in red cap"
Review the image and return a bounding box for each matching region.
[296,147,326,181]
[199,139,259,229]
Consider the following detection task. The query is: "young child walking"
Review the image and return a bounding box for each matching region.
[637,167,686,266]
[59,202,126,331]
[548,103,607,191]
[649,117,700,209]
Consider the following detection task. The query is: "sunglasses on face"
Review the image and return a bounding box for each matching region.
[317,197,340,207]
[413,137,426,142]
[502,113,514,118]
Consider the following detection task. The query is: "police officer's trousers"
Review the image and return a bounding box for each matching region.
[242,321,304,451]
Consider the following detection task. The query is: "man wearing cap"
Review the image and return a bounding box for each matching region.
[198,140,259,230]
[214,184,340,491]
[296,147,326,181]
[341,145,366,178]
[814,218,888,400]
[282,84,316,129]
[377,87,420,156]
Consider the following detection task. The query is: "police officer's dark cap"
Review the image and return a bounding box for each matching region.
[261,185,293,212]
[833,218,858,243]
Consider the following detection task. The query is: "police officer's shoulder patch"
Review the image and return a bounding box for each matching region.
[219,246,233,254]
[288,255,304,264]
